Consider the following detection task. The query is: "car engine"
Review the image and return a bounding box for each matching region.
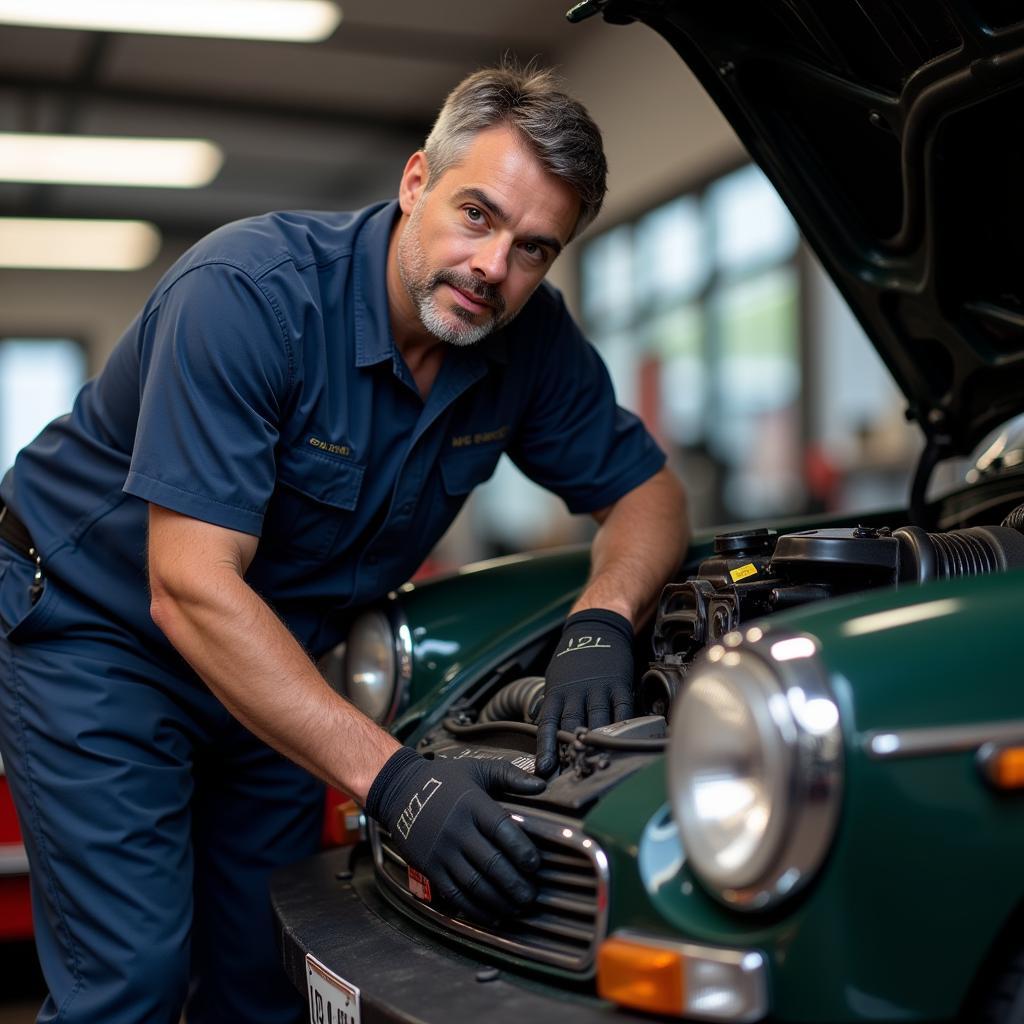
[413,504,1024,808]
[640,512,1024,718]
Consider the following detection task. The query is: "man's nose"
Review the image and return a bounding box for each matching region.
[470,236,511,284]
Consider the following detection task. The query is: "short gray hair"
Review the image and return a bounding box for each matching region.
[423,61,607,241]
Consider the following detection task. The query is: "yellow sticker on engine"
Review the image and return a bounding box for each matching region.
[730,563,758,582]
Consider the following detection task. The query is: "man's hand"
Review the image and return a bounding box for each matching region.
[534,609,634,777]
[532,468,688,776]
[365,747,546,923]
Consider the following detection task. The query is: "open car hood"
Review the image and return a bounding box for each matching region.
[576,0,1024,459]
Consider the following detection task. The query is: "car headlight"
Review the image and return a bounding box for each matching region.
[668,629,843,910]
[321,609,411,724]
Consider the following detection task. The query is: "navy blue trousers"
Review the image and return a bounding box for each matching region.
[0,544,324,1023]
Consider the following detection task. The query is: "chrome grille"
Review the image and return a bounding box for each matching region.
[370,806,608,972]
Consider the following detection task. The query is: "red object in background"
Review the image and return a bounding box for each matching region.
[804,443,842,512]
[1,773,359,941]
[412,556,450,581]
[636,355,666,450]
[0,876,33,938]
[321,788,365,848]
[321,787,349,847]
[0,773,33,940]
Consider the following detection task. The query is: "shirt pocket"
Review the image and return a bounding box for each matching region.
[262,446,366,561]
[439,445,503,496]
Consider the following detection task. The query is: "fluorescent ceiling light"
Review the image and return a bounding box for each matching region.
[0,218,161,271]
[0,133,223,188]
[0,0,342,42]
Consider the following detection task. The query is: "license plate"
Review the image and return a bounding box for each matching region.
[305,953,361,1024]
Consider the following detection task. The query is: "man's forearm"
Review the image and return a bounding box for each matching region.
[150,568,400,803]
[572,466,690,627]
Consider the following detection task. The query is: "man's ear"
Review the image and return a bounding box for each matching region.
[398,151,430,215]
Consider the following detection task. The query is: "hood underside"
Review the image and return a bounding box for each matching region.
[586,0,1024,458]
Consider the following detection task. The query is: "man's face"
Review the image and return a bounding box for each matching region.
[394,125,580,347]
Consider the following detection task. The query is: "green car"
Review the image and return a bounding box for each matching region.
[272,2,1024,1021]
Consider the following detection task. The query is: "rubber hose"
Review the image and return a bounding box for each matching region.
[1002,503,1024,532]
[478,675,546,723]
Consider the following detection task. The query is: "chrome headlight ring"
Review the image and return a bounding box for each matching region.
[668,628,844,911]
[320,605,413,724]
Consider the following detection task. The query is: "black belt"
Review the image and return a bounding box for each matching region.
[0,503,45,603]
[0,503,37,560]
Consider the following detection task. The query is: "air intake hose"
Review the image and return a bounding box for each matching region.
[896,520,1024,583]
[478,675,546,723]
[1001,502,1024,532]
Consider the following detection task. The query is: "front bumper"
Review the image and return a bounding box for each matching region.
[271,844,659,1024]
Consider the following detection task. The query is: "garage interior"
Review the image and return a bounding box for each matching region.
[0,1,935,1019]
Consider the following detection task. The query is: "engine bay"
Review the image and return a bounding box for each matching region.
[413,499,1024,814]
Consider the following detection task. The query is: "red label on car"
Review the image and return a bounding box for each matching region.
[407,867,432,902]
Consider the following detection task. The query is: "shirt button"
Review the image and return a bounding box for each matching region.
[400,502,413,514]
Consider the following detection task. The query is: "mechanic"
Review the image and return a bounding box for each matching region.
[0,63,689,1023]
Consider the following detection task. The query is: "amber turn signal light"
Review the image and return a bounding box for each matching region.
[596,931,768,1022]
[597,935,685,1015]
[978,742,1024,790]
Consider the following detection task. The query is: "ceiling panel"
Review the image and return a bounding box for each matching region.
[101,35,471,119]
[0,0,587,249]
[0,25,91,78]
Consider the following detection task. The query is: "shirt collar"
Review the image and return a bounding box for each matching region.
[353,200,400,369]
[352,198,509,369]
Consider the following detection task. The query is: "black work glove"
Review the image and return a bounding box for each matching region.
[534,609,634,777]
[366,746,546,923]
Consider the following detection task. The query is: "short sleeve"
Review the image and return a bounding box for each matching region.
[123,263,291,535]
[509,294,666,514]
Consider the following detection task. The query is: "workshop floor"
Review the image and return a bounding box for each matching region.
[0,942,44,1024]
[0,1001,37,1024]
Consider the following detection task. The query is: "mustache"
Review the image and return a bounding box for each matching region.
[430,270,505,317]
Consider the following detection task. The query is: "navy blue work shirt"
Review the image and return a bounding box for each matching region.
[1,201,665,657]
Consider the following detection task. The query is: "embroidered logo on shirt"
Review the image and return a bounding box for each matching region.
[396,777,441,839]
[308,436,351,457]
[451,424,510,448]
[555,636,612,657]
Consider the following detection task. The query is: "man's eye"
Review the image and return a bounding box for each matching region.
[522,242,545,261]
[465,206,483,223]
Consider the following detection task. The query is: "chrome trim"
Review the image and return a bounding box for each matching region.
[669,629,844,911]
[370,805,609,972]
[610,930,769,1023]
[0,843,29,876]
[388,603,414,724]
[864,720,1024,759]
[324,604,411,725]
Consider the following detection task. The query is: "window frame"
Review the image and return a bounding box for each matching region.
[574,158,809,521]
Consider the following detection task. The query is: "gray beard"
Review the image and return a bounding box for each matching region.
[414,290,494,348]
[397,207,512,348]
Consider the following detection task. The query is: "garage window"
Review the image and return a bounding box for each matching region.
[0,338,87,473]
[579,163,919,525]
